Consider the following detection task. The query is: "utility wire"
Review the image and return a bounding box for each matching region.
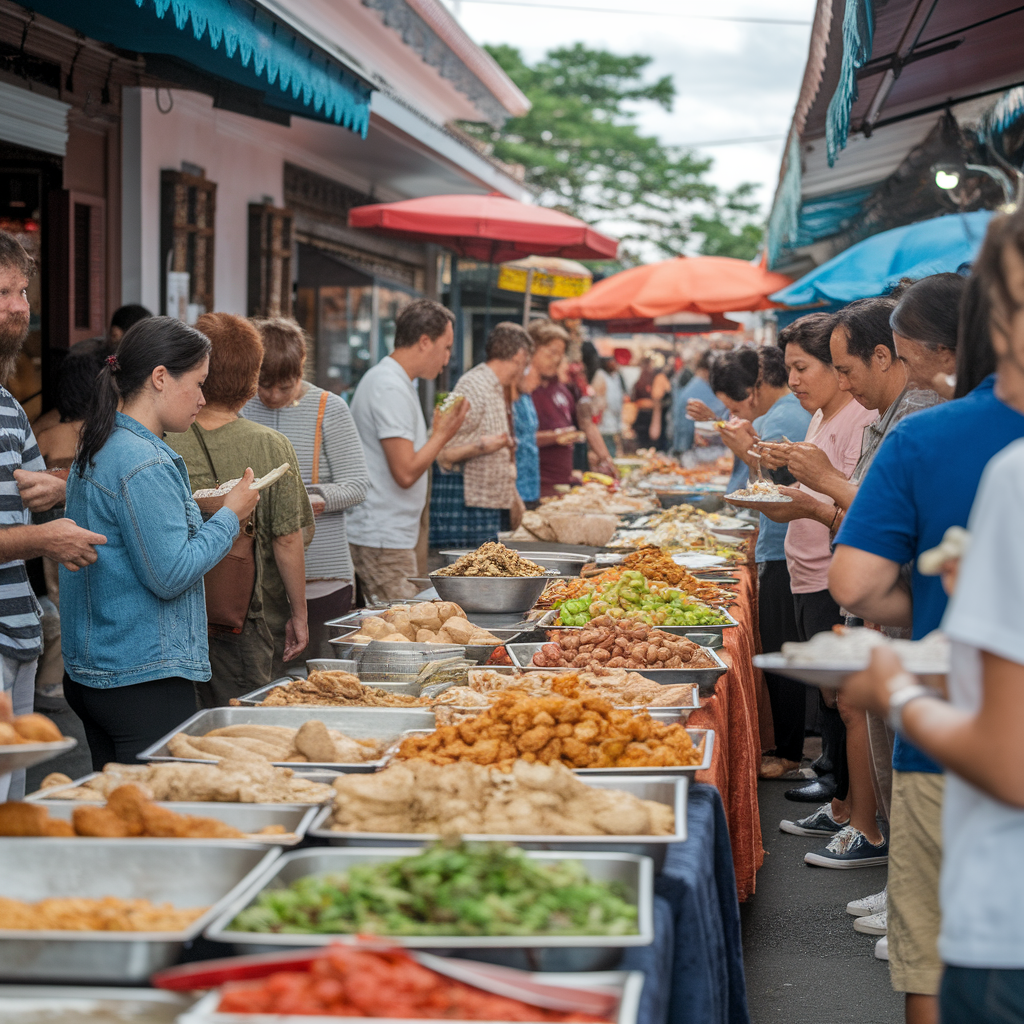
[454,0,810,24]
[677,133,787,146]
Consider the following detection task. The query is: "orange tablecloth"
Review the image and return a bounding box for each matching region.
[688,565,765,901]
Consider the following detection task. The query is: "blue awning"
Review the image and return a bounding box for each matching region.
[24,0,372,136]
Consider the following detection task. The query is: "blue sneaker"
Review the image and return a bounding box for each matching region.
[804,826,889,868]
[779,803,849,837]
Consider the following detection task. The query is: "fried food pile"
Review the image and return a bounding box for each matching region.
[532,619,717,671]
[328,759,674,836]
[0,784,287,839]
[247,671,427,708]
[463,668,695,708]
[36,759,335,804]
[434,542,547,577]
[167,720,385,765]
[395,690,702,770]
[0,691,64,746]
[0,895,207,932]
[349,601,500,645]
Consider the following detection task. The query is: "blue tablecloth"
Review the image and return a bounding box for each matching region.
[621,783,750,1024]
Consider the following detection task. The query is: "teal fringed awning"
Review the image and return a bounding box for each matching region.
[824,0,874,167]
[24,0,372,136]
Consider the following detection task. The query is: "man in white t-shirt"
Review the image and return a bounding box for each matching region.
[347,299,468,601]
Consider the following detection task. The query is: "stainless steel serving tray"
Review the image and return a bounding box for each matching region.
[441,549,591,577]
[30,800,318,846]
[25,769,342,804]
[328,625,525,665]
[534,606,739,632]
[429,573,559,614]
[507,642,729,693]
[0,839,278,982]
[137,708,437,773]
[0,985,193,1021]
[308,776,688,857]
[204,847,654,949]
[389,726,714,777]
[236,677,423,707]
[180,968,645,1024]
[0,737,76,775]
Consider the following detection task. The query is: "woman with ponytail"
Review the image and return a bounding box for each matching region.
[60,317,261,769]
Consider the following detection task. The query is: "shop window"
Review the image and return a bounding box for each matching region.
[247,203,293,318]
[320,284,373,400]
[49,189,105,349]
[160,168,215,322]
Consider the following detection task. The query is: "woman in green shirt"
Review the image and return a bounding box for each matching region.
[166,313,313,706]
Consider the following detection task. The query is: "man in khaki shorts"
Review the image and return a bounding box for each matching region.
[347,299,468,602]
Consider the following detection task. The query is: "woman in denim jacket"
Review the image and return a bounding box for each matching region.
[60,317,260,769]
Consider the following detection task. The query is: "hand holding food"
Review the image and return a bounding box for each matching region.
[686,398,718,422]
[433,393,469,440]
[220,468,261,522]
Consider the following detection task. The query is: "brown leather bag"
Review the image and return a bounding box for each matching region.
[189,424,257,634]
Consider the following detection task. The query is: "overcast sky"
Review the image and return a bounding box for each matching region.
[441,0,815,216]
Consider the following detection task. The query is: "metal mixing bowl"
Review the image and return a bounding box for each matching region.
[440,549,589,577]
[428,572,557,613]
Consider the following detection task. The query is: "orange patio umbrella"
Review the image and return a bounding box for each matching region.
[548,254,792,320]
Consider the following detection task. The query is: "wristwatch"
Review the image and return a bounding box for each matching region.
[886,672,938,734]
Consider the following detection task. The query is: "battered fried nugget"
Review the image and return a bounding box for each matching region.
[43,818,75,836]
[0,802,51,835]
[104,784,149,835]
[72,805,132,837]
[294,720,336,763]
[138,803,243,839]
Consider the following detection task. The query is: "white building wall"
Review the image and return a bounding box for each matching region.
[137,88,285,316]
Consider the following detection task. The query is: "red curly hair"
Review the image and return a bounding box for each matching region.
[194,312,263,409]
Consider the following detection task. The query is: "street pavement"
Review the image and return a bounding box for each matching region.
[742,780,902,1024]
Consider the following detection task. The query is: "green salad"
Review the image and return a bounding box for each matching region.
[556,570,730,627]
[230,842,638,937]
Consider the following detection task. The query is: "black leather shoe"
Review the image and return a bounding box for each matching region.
[785,775,837,802]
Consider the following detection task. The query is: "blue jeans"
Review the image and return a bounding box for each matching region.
[942,967,1024,1023]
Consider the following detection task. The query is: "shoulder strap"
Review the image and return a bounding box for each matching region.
[189,422,220,486]
[311,389,329,484]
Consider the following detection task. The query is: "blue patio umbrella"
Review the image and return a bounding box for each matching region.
[771,209,995,306]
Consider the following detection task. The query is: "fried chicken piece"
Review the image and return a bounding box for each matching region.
[72,805,132,837]
[138,802,243,839]
[0,723,22,745]
[294,720,337,763]
[104,784,150,835]
[0,802,52,835]
[43,817,75,836]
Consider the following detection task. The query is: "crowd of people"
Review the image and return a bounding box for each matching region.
[0,197,1022,1021]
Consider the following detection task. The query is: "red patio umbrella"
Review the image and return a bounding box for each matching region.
[548,255,791,320]
[348,193,618,262]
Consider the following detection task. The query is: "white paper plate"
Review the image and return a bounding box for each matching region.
[671,553,728,568]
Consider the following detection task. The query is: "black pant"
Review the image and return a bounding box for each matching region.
[942,966,1024,1024]
[63,673,198,771]
[758,560,805,763]
[793,589,848,800]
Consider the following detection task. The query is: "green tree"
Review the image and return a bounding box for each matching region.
[460,43,763,262]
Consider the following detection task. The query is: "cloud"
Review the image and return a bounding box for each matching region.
[447,0,814,208]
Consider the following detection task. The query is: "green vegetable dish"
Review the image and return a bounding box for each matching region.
[230,842,638,937]
[556,570,730,628]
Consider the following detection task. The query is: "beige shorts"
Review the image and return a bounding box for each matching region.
[888,770,945,995]
[349,544,420,603]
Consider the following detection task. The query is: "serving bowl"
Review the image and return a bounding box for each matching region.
[441,549,590,577]
[428,573,557,614]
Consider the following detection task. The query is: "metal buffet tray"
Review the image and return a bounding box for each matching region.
[0,985,193,1021]
[534,606,739,633]
[137,708,437,773]
[0,737,76,776]
[329,625,526,665]
[507,642,729,694]
[29,800,318,846]
[0,839,279,982]
[389,726,714,777]
[25,769,342,804]
[181,969,645,1024]
[204,847,654,950]
[308,775,689,857]
[236,677,423,707]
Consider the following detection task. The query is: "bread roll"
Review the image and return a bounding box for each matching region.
[439,616,475,644]
[359,617,392,639]
[381,632,411,643]
[389,613,417,640]
[416,629,438,643]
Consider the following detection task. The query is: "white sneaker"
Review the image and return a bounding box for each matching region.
[874,935,889,961]
[847,886,887,917]
[854,909,887,935]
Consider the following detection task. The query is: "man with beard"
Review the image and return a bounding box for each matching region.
[0,231,107,801]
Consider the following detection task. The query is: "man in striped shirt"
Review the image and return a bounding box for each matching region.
[0,232,107,800]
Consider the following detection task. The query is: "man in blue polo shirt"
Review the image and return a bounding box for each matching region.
[830,372,1024,1024]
